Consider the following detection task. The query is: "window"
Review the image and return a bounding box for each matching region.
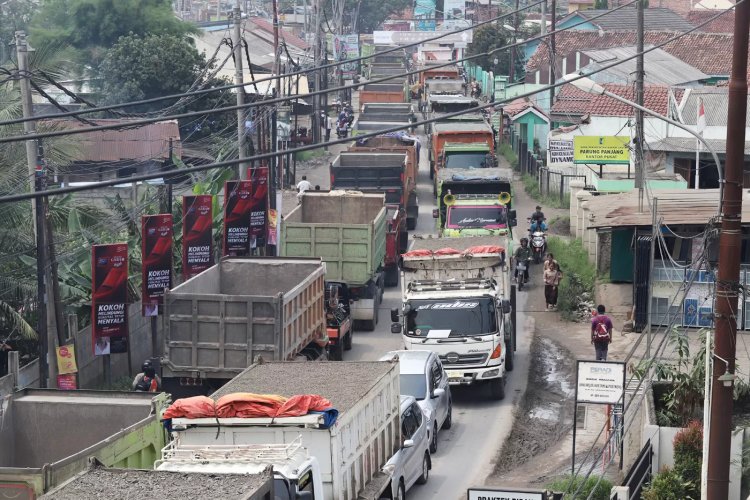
[400,374,428,400]
[402,407,419,439]
[411,402,423,427]
[298,470,315,498]
[431,361,442,388]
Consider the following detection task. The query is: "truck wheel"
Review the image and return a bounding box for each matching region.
[406,217,416,231]
[329,341,344,361]
[505,341,514,371]
[385,266,399,287]
[343,331,353,351]
[490,377,506,400]
[416,452,430,485]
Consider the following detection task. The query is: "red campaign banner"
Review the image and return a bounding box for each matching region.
[141,214,173,316]
[182,195,214,279]
[223,180,253,256]
[91,243,128,355]
[57,373,77,390]
[249,166,269,239]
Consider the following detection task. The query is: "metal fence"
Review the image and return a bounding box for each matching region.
[508,128,542,177]
[538,167,587,205]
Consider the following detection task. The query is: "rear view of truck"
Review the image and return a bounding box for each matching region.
[359,83,407,106]
[281,192,387,330]
[161,257,328,397]
[429,122,494,180]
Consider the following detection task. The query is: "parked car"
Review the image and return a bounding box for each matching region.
[380,350,452,453]
[383,396,432,499]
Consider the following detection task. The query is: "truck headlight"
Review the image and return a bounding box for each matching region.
[483,369,499,378]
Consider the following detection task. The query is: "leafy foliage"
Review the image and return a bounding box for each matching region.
[466,24,512,74]
[673,420,702,498]
[30,0,197,66]
[546,237,596,319]
[0,0,37,63]
[344,0,412,33]
[642,467,689,500]
[545,474,613,500]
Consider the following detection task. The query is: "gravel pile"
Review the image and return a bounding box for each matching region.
[211,361,396,413]
[42,467,272,500]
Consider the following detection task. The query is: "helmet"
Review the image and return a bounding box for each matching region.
[521,237,529,244]
[141,360,152,371]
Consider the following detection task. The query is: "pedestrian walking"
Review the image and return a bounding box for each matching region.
[543,261,562,310]
[591,304,613,360]
[543,253,557,272]
[296,176,313,203]
[325,113,332,146]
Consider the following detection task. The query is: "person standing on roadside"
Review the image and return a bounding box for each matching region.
[543,261,563,310]
[543,253,557,272]
[591,304,613,360]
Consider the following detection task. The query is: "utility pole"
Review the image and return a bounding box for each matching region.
[16,31,53,388]
[635,0,645,212]
[707,0,750,497]
[233,0,248,180]
[509,0,519,83]
[312,0,322,143]
[549,0,556,111]
[541,0,547,36]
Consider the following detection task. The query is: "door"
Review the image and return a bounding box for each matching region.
[401,403,421,487]
[610,229,634,283]
[431,358,448,425]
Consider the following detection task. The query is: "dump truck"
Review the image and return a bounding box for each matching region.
[434,167,516,237]
[422,93,481,134]
[429,122,495,179]
[41,465,275,500]
[343,137,420,228]
[281,192,386,330]
[167,361,401,500]
[161,257,328,398]
[418,64,460,87]
[391,236,516,400]
[0,389,169,497]
[359,82,407,106]
[356,103,416,133]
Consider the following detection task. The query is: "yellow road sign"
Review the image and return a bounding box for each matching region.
[573,136,631,164]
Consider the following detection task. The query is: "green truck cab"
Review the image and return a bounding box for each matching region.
[433,166,516,237]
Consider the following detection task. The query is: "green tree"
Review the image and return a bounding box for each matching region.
[29,0,197,66]
[345,0,412,33]
[0,0,37,63]
[466,24,512,74]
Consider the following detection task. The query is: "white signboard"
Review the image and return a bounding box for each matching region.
[468,488,544,500]
[576,361,625,405]
[548,139,573,164]
[373,30,473,45]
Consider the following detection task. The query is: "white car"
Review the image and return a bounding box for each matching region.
[380,350,452,453]
[383,395,431,499]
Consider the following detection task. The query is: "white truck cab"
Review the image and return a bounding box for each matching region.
[392,236,516,400]
[156,438,323,500]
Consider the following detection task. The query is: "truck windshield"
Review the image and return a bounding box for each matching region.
[445,152,491,169]
[405,298,497,337]
[447,206,507,228]
[400,374,427,400]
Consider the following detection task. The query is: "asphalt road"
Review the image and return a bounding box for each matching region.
[346,136,533,500]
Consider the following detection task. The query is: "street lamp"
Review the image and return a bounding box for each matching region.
[562,73,723,188]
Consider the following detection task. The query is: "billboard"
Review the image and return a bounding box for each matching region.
[141,214,173,316]
[182,195,214,279]
[414,0,436,30]
[332,34,359,79]
[91,243,128,355]
[443,0,465,21]
[249,166,269,242]
[223,180,254,256]
[573,136,631,165]
[548,139,574,164]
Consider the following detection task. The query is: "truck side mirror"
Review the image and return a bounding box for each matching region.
[432,209,438,219]
[501,299,511,315]
[391,323,403,334]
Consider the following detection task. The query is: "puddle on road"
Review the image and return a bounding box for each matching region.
[528,402,561,421]
[539,337,575,397]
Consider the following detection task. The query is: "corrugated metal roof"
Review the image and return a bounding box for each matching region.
[581,46,708,86]
[648,137,750,154]
[563,8,696,32]
[679,87,750,126]
[586,188,750,228]
[47,119,181,163]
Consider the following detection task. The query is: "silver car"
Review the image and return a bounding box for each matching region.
[382,395,432,499]
[380,350,453,454]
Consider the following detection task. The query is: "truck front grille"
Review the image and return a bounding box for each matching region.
[439,353,488,366]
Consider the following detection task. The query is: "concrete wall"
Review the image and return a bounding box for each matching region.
[0,396,15,467]
[10,391,154,468]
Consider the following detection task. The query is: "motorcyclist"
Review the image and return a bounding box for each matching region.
[529,205,547,233]
[513,238,532,283]
[132,360,161,392]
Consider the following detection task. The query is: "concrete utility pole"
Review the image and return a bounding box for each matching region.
[509,0,519,82]
[312,0,322,143]
[15,31,38,230]
[233,0,248,180]
[549,0,556,111]
[707,0,750,497]
[541,0,547,36]
[635,0,645,212]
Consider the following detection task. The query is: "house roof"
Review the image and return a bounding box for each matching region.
[526,30,739,77]
[648,137,750,155]
[687,9,735,33]
[559,8,696,32]
[550,83,683,118]
[249,17,309,50]
[653,0,693,15]
[580,46,708,86]
[585,189,750,228]
[47,119,181,163]
[679,87,750,126]
[503,97,536,117]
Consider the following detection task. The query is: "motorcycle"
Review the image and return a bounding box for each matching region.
[336,120,349,139]
[515,258,531,291]
[530,231,546,264]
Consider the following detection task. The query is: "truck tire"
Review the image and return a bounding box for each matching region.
[343,330,353,351]
[385,266,399,287]
[490,377,506,400]
[329,340,344,361]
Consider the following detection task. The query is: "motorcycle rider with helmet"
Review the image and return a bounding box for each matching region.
[513,238,532,284]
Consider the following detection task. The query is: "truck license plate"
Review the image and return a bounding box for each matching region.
[447,370,463,380]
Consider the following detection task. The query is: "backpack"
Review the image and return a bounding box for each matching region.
[593,318,611,342]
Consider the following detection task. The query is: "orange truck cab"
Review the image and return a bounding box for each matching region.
[429,121,495,181]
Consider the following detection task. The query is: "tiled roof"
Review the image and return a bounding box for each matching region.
[503,97,534,117]
[561,7,696,32]
[550,83,683,118]
[526,30,738,77]
[46,119,181,163]
[249,17,309,50]
[687,9,735,33]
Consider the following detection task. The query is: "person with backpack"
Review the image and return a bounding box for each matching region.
[132,360,161,392]
[591,304,613,360]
